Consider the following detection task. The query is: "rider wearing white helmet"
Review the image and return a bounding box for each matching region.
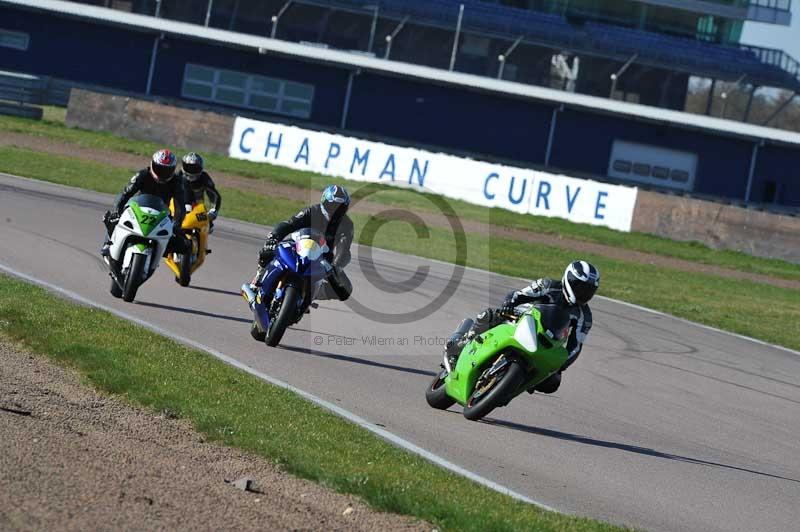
[452,260,600,394]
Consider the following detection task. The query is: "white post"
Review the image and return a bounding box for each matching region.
[145,34,162,95]
[744,141,761,203]
[384,16,409,60]
[544,105,563,167]
[367,6,379,54]
[609,53,637,98]
[271,1,293,39]
[449,4,464,71]
[341,71,356,129]
[497,35,523,79]
[204,0,214,27]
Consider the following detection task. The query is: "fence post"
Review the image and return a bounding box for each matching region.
[367,5,379,54]
[449,4,464,71]
[204,0,214,27]
[145,33,162,95]
[744,141,761,203]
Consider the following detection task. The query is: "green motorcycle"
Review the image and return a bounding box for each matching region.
[426,304,572,421]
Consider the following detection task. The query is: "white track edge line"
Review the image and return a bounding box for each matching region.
[0,262,558,513]
[4,172,798,359]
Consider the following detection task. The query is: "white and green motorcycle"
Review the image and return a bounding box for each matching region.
[102,194,173,302]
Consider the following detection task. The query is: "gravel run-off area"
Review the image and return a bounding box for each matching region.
[0,339,430,532]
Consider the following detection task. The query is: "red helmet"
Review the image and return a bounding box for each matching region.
[150,149,177,183]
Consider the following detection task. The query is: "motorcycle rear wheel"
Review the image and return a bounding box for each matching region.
[265,284,298,347]
[463,359,525,421]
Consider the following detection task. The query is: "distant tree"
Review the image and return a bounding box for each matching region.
[684,76,799,132]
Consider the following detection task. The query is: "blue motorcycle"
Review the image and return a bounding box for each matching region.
[241,229,332,347]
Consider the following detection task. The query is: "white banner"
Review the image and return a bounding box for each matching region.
[229,117,638,231]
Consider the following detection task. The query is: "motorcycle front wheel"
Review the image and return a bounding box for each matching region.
[463,359,525,421]
[122,253,146,302]
[426,369,456,410]
[265,284,299,347]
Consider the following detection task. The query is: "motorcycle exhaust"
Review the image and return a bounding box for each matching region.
[240,283,256,306]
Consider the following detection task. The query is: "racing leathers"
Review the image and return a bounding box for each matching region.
[177,170,221,227]
[106,168,188,254]
[458,278,593,394]
[255,205,354,300]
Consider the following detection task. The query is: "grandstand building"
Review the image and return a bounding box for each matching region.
[69,0,799,114]
[0,0,798,209]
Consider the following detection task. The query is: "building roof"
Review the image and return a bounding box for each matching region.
[5,0,800,148]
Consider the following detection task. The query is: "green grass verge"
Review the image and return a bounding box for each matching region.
[1,145,799,351]
[0,274,627,532]
[1,114,798,281]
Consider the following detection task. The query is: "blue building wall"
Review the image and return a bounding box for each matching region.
[755,145,800,205]
[347,73,555,165]
[150,38,351,128]
[551,109,754,200]
[1,4,798,208]
[0,7,152,93]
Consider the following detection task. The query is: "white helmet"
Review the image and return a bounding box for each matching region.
[562,260,600,305]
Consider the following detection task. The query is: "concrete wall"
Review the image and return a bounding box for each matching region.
[632,190,800,263]
[7,3,800,207]
[65,89,234,155]
[66,89,800,263]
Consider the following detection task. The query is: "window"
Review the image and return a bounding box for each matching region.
[0,29,29,51]
[652,166,670,179]
[633,163,651,177]
[612,160,632,173]
[182,63,314,119]
[608,140,698,192]
[670,169,690,183]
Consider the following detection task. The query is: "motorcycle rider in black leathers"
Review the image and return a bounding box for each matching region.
[176,152,221,233]
[250,185,353,301]
[101,149,188,256]
[449,260,600,394]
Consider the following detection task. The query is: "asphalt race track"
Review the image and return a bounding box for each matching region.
[2,174,799,532]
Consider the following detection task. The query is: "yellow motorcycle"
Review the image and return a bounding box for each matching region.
[164,201,211,287]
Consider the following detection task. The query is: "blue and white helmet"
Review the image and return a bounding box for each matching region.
[320,185,350,221]
[562,260,600,305]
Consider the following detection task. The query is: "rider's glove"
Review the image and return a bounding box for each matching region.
[258,238,279,266]
[264,238,278,252]
[499,297,517,316]
[104,210,120,224]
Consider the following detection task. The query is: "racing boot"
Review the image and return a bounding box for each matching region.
[527,372,562,395]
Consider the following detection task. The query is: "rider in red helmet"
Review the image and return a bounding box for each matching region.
[101,149,187,255]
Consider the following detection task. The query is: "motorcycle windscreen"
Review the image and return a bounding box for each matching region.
[128,194,167,212]
[291,228,329,261]
[295,237,324,261]
[535,304,572,342]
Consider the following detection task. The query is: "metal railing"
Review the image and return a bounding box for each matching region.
[0,71,73,106]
